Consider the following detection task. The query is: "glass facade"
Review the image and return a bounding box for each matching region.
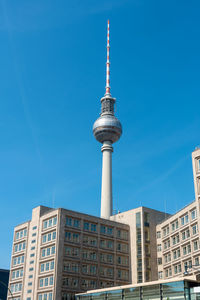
[76,280,200,300]
[136,212,142,283]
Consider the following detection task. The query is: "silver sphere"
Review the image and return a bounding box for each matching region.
[93,114,122,144]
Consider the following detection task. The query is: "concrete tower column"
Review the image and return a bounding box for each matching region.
[101,141,113,219]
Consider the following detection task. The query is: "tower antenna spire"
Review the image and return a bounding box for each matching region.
[105,20,111,96]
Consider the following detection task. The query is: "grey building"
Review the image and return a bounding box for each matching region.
[0,269,9,300]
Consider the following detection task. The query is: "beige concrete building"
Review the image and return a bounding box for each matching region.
[7,207,130,300]
[111,207,168,284]
[156,148,200,280]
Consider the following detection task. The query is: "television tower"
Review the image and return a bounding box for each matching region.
[93,20,122,219]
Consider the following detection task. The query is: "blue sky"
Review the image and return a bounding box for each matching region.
[0,0,200,268]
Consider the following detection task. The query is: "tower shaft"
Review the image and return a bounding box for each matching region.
[101,141,113,218]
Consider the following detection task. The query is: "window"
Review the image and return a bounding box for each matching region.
[30,253,35,258]
[194,240,199,251]
[66,217,72,226]
[165,269,168,277]
[12,269,23,279]
[183,244,191,255]
[176,220,179,229]
[32,226,37,230]
[191,209,197,220]
[174,265,178,274]
[43,216,57,230]
[41,246,56,258]
[14,242,26,253]
[74,219,80,228]
[42,231,56,244]
[107,227,113,235]
[195,257,199,266]
[185,214,189,223]
[84,222,89,230]
[15,228,27,240]
[181,214,189,226]
[158,257,162,265]
[13,255,24,266]
[65,232,80,243]
[172,235,179,245]
[91,224,97,232]
[158,271,163,279]
[39,276,53,288]
[40,279,43,287]
[10,283,22,293]
[192,224,198,235]
[156,231,161,238]
[157,244,162,252]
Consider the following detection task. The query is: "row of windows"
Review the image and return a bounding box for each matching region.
[11,269,23,280]
[43,217,57,230]
[62,279,114,292]
[63,256,128,273]
[162,209,197,237]
[40,260,54,273]
[39,276,54,288]
[64,262,79,273]
[13,255,24,266]
[15,228,27,241]
[65,231,129,252]
[65,217,128,239]
[10,282,22,293]
[65,246,79,257]
[83,236,97,247]
[38,293,53,300]
[164,257,200,278]
[82,264,97,275]
[42,231,56,244]
[163,242,198,264]
[65,231,126,244]
[65,232,79,243]
[99,267,114,278]
[14,242,26,253]
[100,225,113,236]
[117,269,129,280]
[82,251,127,264]
[41,246,56,258]
[66,217,81,228]
[162,225,198,250]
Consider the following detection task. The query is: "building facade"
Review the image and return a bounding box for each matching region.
[7,207,130,300]
[111,207,169,284]
[156,148,200,281]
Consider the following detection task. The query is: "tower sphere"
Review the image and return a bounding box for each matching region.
[93,114,122,144]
